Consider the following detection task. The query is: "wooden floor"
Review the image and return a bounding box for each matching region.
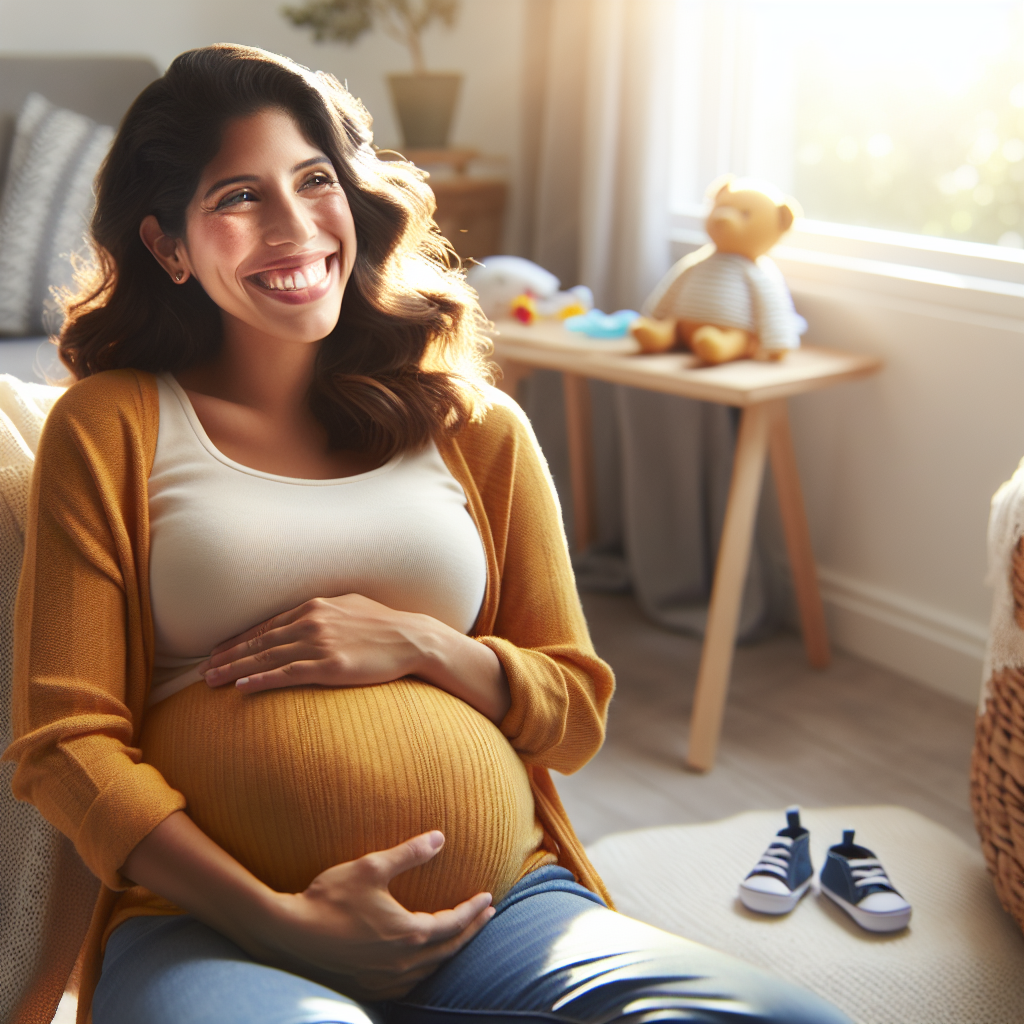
[555,591,980,847]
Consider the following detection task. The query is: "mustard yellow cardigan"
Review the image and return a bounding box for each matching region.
[4,369,615,1020]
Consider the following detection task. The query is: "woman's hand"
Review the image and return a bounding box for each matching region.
[122,813,492,1002]
[198,594,511,723]
[200,594,423,693]
[266,830,494,1000]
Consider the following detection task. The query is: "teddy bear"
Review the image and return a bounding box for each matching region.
[631,178,806,364]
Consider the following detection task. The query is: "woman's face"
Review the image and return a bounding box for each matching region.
[180,107,357,346]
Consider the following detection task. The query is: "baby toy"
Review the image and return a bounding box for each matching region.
[564,308,641,339]
[466,255,593,323]
[632,177,806,364]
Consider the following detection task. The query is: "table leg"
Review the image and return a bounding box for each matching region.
[686,401,774,772]
[769,403,831,669]
[562,373,597,554]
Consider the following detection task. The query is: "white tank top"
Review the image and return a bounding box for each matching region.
[146,373,487,704]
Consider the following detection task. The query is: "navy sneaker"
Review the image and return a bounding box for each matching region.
[820,829,912,933]
[739,806,814,914]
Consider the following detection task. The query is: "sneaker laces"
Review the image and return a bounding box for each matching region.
[746,835,794,881]
[847,858,898,892]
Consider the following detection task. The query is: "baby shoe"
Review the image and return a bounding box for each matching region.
[819,829,912,933]
[739,806,814,914]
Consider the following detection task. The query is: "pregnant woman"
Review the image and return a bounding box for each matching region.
[6,45,850,1024]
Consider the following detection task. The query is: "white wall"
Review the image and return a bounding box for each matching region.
[0,0,525,157]
[779,261,1022,704]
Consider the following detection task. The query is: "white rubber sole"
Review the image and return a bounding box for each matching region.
[738,875,813,915]
[820,884,911,932]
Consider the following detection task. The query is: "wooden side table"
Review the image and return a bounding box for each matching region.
[489,320,882,771]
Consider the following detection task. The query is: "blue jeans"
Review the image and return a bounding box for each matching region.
[93,866,852,1024]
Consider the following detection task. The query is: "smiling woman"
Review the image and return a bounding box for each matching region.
[151,120,355,336]
[5,43,853,1024]
[59,45,483,465]
[138,109,374,479]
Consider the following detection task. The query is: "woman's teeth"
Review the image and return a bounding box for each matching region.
[255,257,328,291]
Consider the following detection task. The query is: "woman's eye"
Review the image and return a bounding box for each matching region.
[217,189,258,209]
[300,173,338,191]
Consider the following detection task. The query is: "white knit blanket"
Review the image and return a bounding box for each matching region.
[0,373,85,1024]
[982,456,1024,709]
[0,373,64,529]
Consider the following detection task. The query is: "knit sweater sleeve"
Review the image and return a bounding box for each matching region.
[746,257,800,352]
[449,389,615,776]
[3,370,185,890]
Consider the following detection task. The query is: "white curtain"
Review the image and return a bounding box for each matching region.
[512,0,674,309]
[510,0,775,637]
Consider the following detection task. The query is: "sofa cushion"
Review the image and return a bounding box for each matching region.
[586,806,1024,1024]
[0,93,113,337]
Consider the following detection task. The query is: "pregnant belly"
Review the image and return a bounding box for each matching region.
[139,678,544,912]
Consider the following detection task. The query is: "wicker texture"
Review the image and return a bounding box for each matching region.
[971,537,1024,935]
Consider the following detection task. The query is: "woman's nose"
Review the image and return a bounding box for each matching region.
[263,192,317,246]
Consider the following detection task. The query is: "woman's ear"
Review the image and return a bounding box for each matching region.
[139,215,192,284]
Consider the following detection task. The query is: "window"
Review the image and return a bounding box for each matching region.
[671,0,1024,260]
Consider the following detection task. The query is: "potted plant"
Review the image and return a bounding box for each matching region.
[283,0,463,149]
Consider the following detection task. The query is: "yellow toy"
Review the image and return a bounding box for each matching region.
[510,293,538,324]
[632,178,804,364]
[509,291,588,325]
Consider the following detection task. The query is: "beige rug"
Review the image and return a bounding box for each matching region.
[586,805,1024,1024]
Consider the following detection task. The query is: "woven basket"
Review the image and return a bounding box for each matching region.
[971,538,1024,934]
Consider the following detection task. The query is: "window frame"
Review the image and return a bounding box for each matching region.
[671,206,1024,321]
[669,0,1024,321]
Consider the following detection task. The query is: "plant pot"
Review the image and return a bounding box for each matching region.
[387,72,462,149]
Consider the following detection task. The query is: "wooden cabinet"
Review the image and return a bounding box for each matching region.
[389,148,508,262]
[428,176,508,261]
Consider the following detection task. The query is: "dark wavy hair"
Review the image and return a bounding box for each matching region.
[59,44,490,460]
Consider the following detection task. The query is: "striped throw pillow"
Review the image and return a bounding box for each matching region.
[0,93,114,337]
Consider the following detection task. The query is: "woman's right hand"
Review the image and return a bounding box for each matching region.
[121,812,491,1002]
[263,830,494,1000]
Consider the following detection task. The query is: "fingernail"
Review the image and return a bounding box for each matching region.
[235,677,249,688]
[427,830,444,849]
[485,907,495,920]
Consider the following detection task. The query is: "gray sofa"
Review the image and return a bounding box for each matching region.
[0,55,160,381]
[0,58,158,1024]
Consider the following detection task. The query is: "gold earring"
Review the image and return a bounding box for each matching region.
[174,270,184,283]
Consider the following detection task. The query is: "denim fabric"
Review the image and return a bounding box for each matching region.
[820,851,857,902]
[788,832,814,889]
[94,866,852,1024]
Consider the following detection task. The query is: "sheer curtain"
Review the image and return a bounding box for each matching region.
[509,0,773,637]
[512,0,672,307]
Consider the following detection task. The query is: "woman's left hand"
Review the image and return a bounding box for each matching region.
[198,594,511,724]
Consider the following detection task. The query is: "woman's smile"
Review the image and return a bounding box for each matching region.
[247,252,338,304]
